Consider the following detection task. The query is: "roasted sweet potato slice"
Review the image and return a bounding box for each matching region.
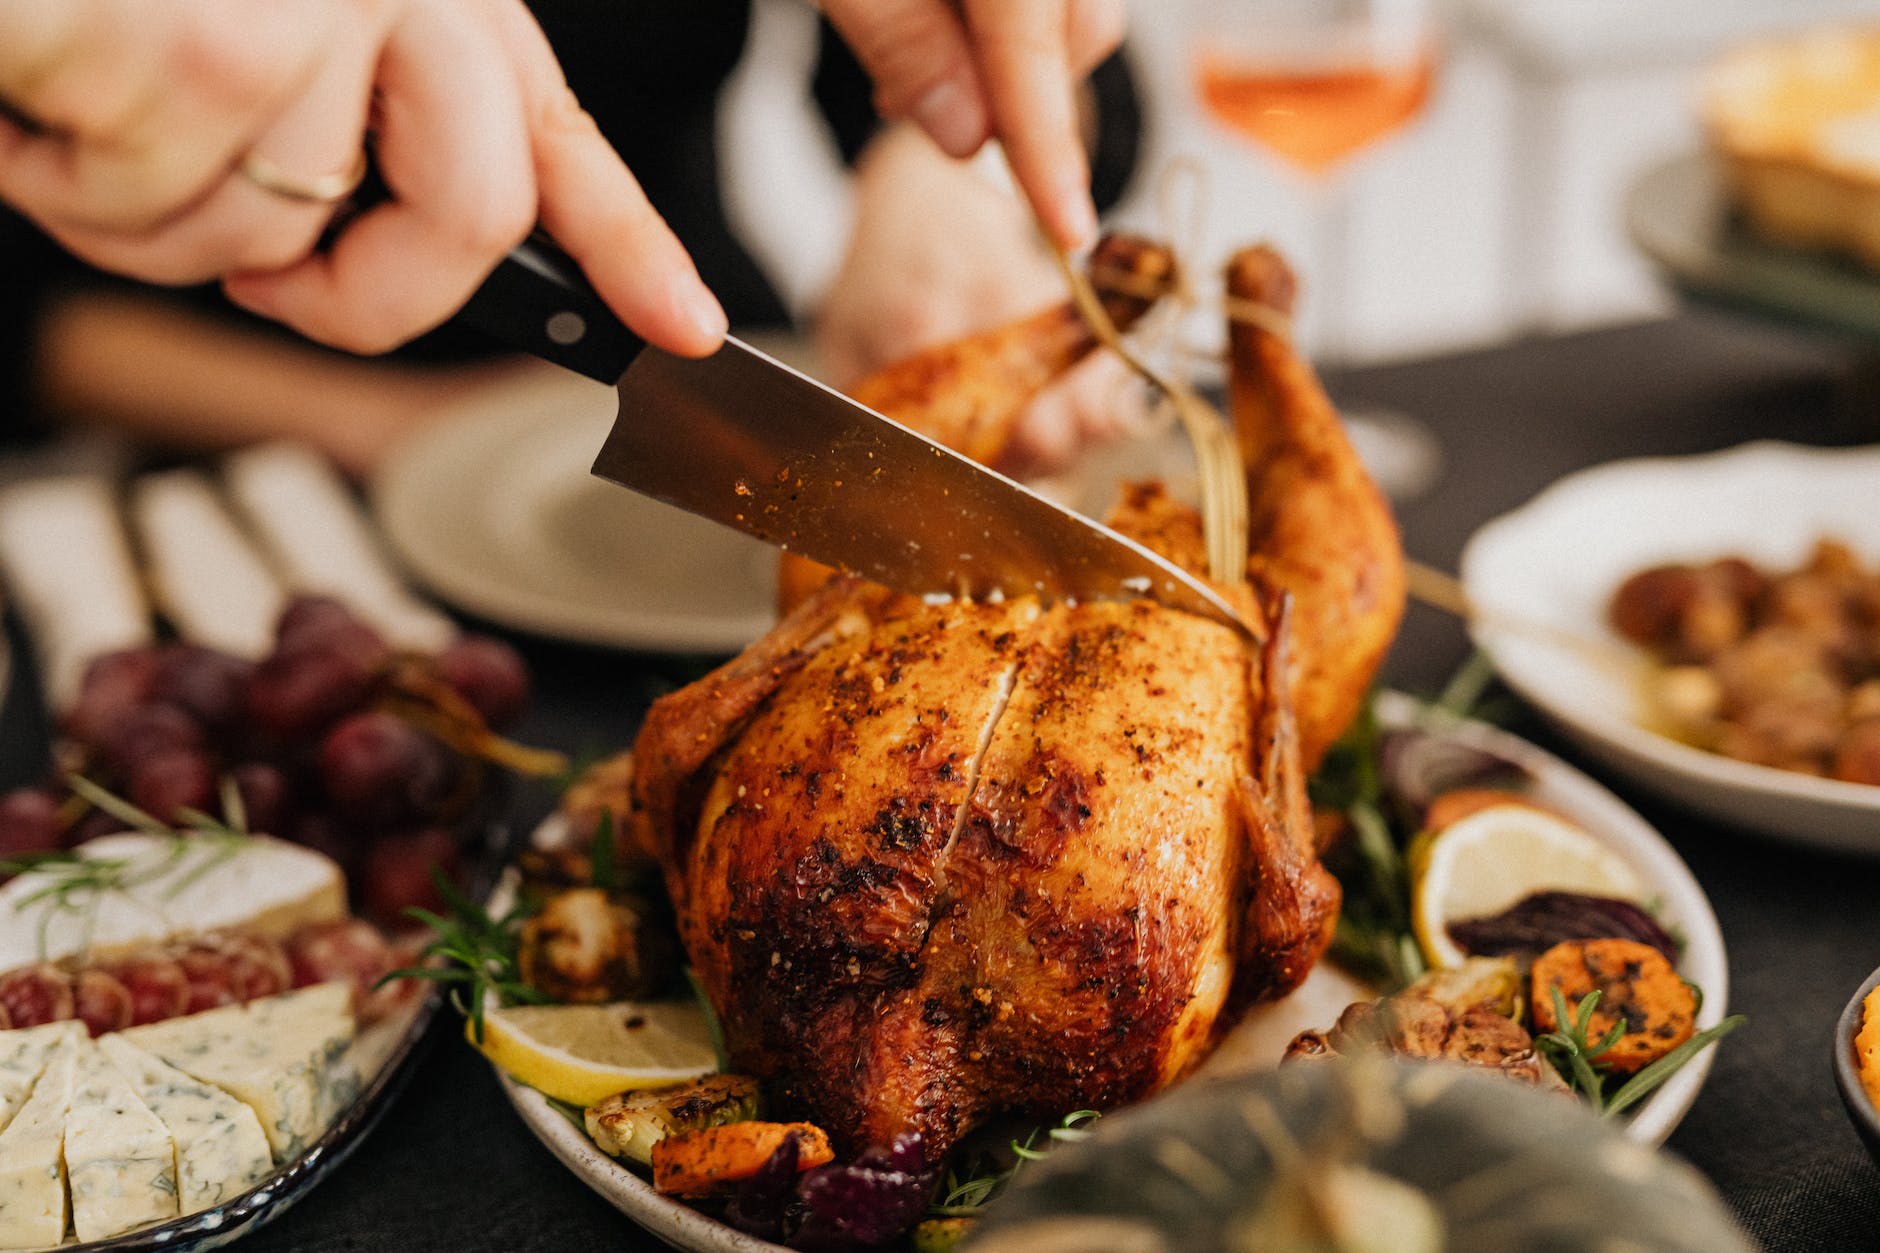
[1529,938,1696,1074]
[651,1121,834,1197]
[1423,788,1557,833]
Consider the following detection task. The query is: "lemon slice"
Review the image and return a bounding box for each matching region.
[1411,805,1643,970]
[474,1001,719,1106]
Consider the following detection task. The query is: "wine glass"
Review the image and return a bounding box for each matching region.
[1191,0,1445,499]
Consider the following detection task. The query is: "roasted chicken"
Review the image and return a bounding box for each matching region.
[629,238,1405,1157]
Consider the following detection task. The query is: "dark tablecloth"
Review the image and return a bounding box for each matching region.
[5,311,1878,1251]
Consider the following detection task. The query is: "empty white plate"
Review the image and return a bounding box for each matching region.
[372,372,777,653]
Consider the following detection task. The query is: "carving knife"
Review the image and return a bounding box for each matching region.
[456,238,1248,632]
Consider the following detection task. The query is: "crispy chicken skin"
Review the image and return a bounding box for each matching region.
[629,244,1401,1157]
[1228,246,1406,769]
[776,234,1179,617]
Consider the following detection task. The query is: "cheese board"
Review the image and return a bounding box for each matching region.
[0,442,548,1250]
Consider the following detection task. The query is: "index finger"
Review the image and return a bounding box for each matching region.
[961,0,1096,251]
[482,0,725,357]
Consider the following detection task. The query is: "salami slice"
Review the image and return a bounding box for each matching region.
[0,963,72,1027]
[288,918,394,1016]
[72,968,133,1036]
[97,955,188,1025]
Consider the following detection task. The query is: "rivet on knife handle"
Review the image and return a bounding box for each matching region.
[455,234,646,385]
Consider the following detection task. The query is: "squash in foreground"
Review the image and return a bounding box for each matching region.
[964,1059,1752,1253]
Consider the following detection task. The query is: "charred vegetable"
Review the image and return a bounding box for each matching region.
[652,1121,834,1198]
[1530,938,1698,1075]
[1448,891,1678,963]
[518,886,675,1003]
[586,1073,761,1165]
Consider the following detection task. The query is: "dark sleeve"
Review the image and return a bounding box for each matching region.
[0,210,76,445]
[811,25,1143,214]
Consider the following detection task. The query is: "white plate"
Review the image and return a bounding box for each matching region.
[371,372,777,653]
[495,695,1729,1251]
[1460,440,1880,854]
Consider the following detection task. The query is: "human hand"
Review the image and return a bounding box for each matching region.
[814,126,1135,473]
[818,0,1125,252]
[0,0,725,357]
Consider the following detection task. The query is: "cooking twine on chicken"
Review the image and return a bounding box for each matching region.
[1048,170,1250,587]
[1079,162,1634,670]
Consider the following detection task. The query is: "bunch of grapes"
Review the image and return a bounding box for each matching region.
[0,596,533,923]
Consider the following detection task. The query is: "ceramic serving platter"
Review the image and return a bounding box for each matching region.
[493,694,1729,1251]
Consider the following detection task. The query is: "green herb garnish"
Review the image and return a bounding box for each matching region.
[1534,983,1746,1115]
[380,869,547,1042]
[589,810,618,893]
[0,775,254,959]
[930,1110,1100,1217]
[683,967,730,1073]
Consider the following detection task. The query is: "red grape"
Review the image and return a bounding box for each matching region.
[63,648,157,749]
[246,646,376,740]
[229,761,292,835]
[274,597,388,666]
[361,827,460,924]
[64,806,125,846]
[103,703,205,779]
[274,595,361,654]
[0,789,61,858]
[128,748,216,824]
[151,644,253,736]
[288,812,363,877]
[318,711,451,826]
[435,635,531,730]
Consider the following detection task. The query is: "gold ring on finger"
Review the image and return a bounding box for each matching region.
[235,149,368,205]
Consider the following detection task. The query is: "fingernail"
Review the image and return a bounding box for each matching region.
[911,79,987,157]
[1055,178,1099,251]
[682,283,728,354]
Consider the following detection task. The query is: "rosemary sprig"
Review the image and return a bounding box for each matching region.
[2,776,255,959]
[589,810,617,894]
[379,868,547,1042]
[1536,986,1626,1106]
[1535,982,1747,1115]
[1603,1015,1746,1118]
[683,967,730,1074]
[930,1110,1101,1217]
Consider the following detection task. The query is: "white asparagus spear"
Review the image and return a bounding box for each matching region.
[0,476,152,709]
[221,443,455,653]
[131,470,286,659]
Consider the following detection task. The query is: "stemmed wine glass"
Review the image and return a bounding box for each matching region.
[1191,0,1444,499]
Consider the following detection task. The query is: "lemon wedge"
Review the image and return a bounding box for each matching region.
[473,1001,719,1106]
[1410,805,1643,970]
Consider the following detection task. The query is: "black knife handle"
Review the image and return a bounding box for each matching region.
[339,160,645,383]
[455,235,647,384]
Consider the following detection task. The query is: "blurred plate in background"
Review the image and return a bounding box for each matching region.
[372,371,777,654]
[1461,440,1880,854]
[1628,153,1880,342]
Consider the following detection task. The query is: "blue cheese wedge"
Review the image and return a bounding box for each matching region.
[98,1036,272,1215]
[121,982,355,1160]
[65,1039,178,1242]
[0,1022,82,1136]
[0,1036,74,1248]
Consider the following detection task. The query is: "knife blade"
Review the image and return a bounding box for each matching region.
[456,237,1248,633]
